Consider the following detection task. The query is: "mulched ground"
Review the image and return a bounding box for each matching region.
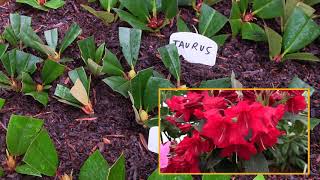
[0,0,319,179]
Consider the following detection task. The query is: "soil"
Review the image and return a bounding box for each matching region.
[0,0,319,179]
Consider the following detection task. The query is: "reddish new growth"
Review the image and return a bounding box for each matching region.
[195,0,203,12]
[38,0,46,6]
[273,54,283,63]
[161,90,307,173]
[81,102,94,115]
[147,16,164,30]
[243,12,256,22]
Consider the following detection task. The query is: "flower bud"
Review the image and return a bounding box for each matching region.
[36,84,44,92]
[139,110,149,122]
[6,150,16,172]
[128,69,136,80]
[60,173,73,180]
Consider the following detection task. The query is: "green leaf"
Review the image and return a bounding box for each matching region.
[244,153,269,172]
[23,128,58,176]
[102,49,124,76]
[1,49,42,79]
[231,71,243,88]
[199,77,231,88]
[16,164,42,177]
[211,34,229,46]
[239,0,249,12]
[158,44,181,84]
[68,67,90,94]
[95,43,105,63]
[102,76,130,97]
[229,0,242,37]
[283,52,320,62]
[148,169,193,180]
[177,16,190,32]
[119,27,142,68]
[21,72,36,93]
[283,7,320,55]
[3,26,19,47]
[202,175,231,180]
[114,9,153,31]
[79,150,109,180]
[0,167,4,177]
[0,98,5,110]
[119,0,149,22]
[6,115,44,156]
[161,0,178,19]
[130,68,153,109]
[25,92,49,106]
[44,0,65,9]
[304,0,320,6]
[241,22,267,41]
[107,153,125,180]
[81,5,115,25]
[41,60,65,85]
[288,76,315,95]
[87,58,104,76]
[253,175,265,180]
[59,23,82,54]
[16,0,49,11]
[264,26,282,58]
[54,84,82,107]
[0,43,8,58]
[78,36,96,64]
[9,14,32,39]
[144,77,174,112]
[0,71,11,87]
[252,0,284,19]
[310,118,320,130]
[296,2,316,17]
[44,28,58,50]
[99,0,118,11]
[199,4,228,38]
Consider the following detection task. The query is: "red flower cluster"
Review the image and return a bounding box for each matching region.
[161,90,307,173]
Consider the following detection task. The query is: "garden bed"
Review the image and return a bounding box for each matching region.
[0,0,320,179]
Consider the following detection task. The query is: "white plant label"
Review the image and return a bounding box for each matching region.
[148,126,169,154]
[169,32,218,66]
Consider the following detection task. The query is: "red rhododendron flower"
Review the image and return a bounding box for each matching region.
[286,95,306,114]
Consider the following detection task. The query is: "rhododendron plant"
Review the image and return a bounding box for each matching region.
[160,89,308,173]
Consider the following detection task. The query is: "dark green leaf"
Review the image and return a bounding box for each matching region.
[79,150,109,180]
[44,28,58,50]
[95,43,105,63]
[99,0,118,11]
[252,0,284,19]
[288,76,315,95]
[25,92,49,106]
[59,23,82,54]
[54,84,82,107]
[107,153,125,180]
[113,9,152,31]
[68,67,90,94]
[161,0,178,19]
[9,14,32,39]
[6,115,44,156]
[0,167,4,177]
[21,72,36,93]
[264,26,282,58]
[241,22,267,41]
[119,27,142,68]
[239,0,249,12]
[144,77,174,112]
[244,153,269,172]
[102,76,130,97]
[119,0,149,22]
[283,52,320,62]
[177,16,190,32]
[130,68,153,109]
[158,44,180,83]
[0,98,5,110]
[87,59,104,76]
[3,26,19,47]
[148,169,193,180]
[81,5,115,25]
[0,71,11,87]
[16,164,42,177]
[229,0,242,37]
[23,128,58,176]
[16,0,48,11]
[283,7,320,54]
[0,43,8,58]
[310,118,320,130]
[44,0,65,9]
[199,77,231,88]
[78,36,96,64]
[41,60,65,85]
[199,4,228,38]
[102,49,124,76]
[253,175,265,180]
[211,34,229,46]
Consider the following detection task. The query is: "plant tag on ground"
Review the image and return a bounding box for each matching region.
[148,127,169,153]
[169,32,218,66]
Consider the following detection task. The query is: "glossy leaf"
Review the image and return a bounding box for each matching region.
[16,0,49,11]
[241,22,267,41]
[3,26,19,47]
[0,98,5,109]
[119,0,149,22]
[16,164,42,177]
[0,71,11,87]
[6,115,44,156]
[264,26,282,58]
[304,0,320,6]
[59,23,82,54]
[288,76,314,95]
[244,153,269,172]
[102,49,124,76]
[199,4,228,38]
[87,59,104,76]
[70,79,90,106]
[44,0,65,9]
[119,27,142,68]
[21,72,36,93]
[81,5,115,25]
[252,0,283,19]
[161,0,178,19]
[79,150,109,180]
[0,44,8,58]
[68,67,90,94]
[107,153,125,180]
[199,78,232,88]
[10,14,32,39]
[99,0,118,11]
[177,16,190,32]
[229,0,242,37]
[22,128,58,176]
[253,175,265,180]
[78,36,96,64]
[211,34,229,46]
[102,76,130,97]
[54,84,82,107]
[26,92,49,106]
[239,0,249,12]
[283,8,320,55]
[44,28,58,50]
[310,118,320,130]
[113,9,153,31]
[130,68,153,109]
[41,60,65,85]
[144,77,174,112]
[148,169,193,180]
[158,44,180,83]
[283,52,320,62]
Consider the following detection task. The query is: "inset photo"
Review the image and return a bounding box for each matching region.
[158,89,310,175]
